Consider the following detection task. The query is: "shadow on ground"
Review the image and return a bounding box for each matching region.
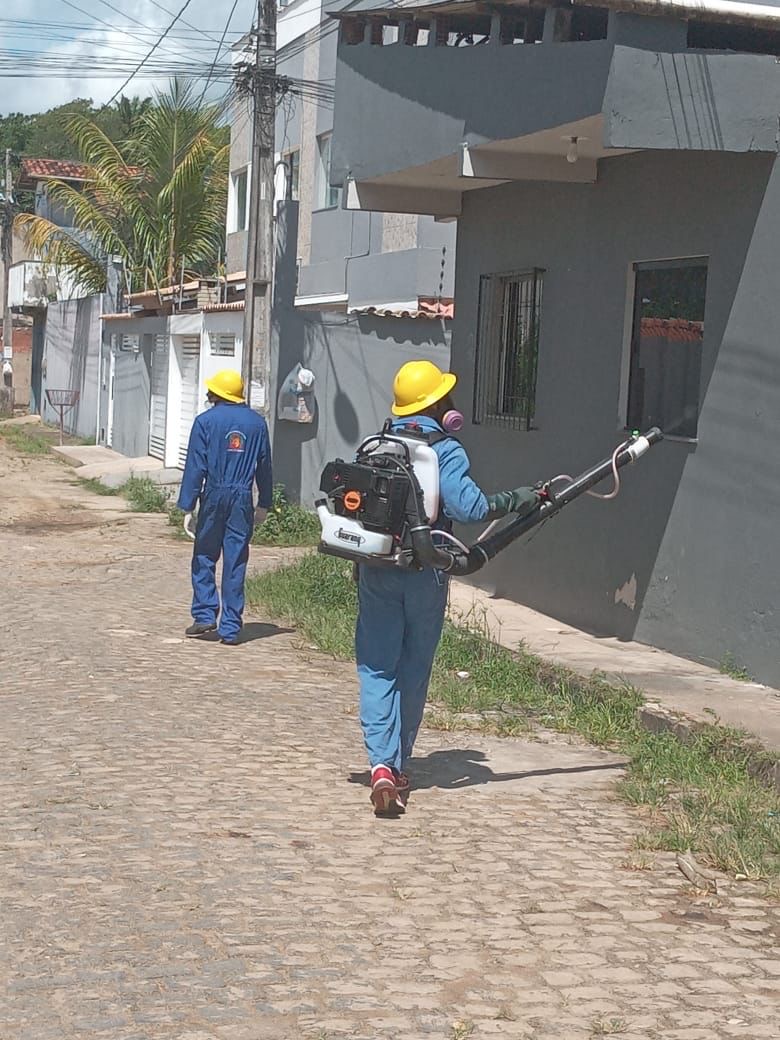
[348,748,626,791]
[195,622,295,645]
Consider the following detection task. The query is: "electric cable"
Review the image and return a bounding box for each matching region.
[100,0,198,110]
[197,0,242,107]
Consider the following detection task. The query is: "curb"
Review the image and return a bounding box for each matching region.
[638,702,780,795]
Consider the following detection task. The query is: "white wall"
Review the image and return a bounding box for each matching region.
[200,313,244,415]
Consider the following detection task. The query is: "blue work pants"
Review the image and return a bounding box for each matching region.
[191,488,254,641]
[356,566,449,772]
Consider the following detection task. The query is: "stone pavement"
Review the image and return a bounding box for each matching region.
[1,447,779,1040]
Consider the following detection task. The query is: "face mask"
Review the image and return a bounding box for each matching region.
[442,409,464,433]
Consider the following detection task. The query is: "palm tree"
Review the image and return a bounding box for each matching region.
[16,80,229,295]
[115,95,153,137]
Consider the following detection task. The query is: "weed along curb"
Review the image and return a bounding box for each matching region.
[639,702,780,796]
[247,552,780,880]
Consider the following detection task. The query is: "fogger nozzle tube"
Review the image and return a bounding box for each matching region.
[440,427,664,576]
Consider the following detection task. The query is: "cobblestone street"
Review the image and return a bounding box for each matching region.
[1,445,779,1040]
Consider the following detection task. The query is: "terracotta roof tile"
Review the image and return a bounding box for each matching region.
[19,157,143,188]
[351,297,454,321]
[640,317,703,343]
[19,158,91,183]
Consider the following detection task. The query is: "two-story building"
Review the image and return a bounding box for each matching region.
[331,0,780,686]
[226,0,455,503]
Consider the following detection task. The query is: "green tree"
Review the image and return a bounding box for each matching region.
[115,96,154,137]
[16,81,229,294]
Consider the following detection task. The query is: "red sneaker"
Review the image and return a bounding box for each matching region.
[370,765,402,815]
[393,769,411,806]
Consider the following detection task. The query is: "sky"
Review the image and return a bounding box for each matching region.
[0,0,258,115]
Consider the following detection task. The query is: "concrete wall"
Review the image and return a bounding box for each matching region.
[41,296,102,439]
[333,29,780,187]
[224,4,457,301]
[271,203,451,506]
[333,39,614,183]
[452,148,780,684]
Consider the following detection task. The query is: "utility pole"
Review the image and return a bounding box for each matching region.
[241,0,277,414]
[2,148,13,391]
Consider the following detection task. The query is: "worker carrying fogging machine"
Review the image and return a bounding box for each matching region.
[315,361,662,817]
[316,421,663,577]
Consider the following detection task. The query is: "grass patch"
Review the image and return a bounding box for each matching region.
[77,476,121,496]
[247,552,780,879]
[121,476,170,513]
[0,420,95,455]
[252,484,320,547]
[0,422,56,455]
[719,652,754,682]
[246,552,357,659]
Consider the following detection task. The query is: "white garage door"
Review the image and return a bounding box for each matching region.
[149,334,169,461]
[178,335,201,468]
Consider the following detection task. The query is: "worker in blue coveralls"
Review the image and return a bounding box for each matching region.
[177,369,273,646]
[359,360,541,816]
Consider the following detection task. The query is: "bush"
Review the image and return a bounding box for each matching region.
[252,484,321,547]
[122,476,170,513]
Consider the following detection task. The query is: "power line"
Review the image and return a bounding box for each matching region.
[101,0,199,111]
[144,0,227,44]
[197,0,242,107]
[56,0,186,61]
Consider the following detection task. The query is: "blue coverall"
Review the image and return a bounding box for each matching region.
[177,402,273,642]
[356,415,491,772]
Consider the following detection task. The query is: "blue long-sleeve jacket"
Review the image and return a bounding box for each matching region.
[391,416,489,524]
[177,402,273,513]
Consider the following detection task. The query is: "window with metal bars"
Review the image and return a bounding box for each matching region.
[210,333,236,357]
[473,268,543,431]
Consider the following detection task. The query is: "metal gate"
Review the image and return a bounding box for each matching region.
[149,334,169,460]
[178,335,200,468]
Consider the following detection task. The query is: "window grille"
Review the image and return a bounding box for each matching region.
[211,334,236,357]
[474,268,543,431]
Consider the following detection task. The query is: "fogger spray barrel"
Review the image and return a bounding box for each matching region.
[442,427,664,576]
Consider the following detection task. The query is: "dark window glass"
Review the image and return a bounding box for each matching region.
[627,259,708,439]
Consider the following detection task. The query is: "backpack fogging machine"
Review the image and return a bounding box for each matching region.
[316,426,664,576]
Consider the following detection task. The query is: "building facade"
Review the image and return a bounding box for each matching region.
[226,0,454,505]
[331,0,780,685]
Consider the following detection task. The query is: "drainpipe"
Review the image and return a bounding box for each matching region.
[343,199,373,303]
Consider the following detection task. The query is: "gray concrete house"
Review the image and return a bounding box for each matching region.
[227,0,455,504]
[331,0,780,685]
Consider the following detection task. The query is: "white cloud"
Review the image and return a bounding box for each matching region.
[0,0,255,114]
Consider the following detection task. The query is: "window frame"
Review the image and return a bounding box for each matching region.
[210,333,236,358]
[284,149,300,202]
[625,256,708,443]
[315,133,341,211]
[473,267,544,432]
[231,167,249,232]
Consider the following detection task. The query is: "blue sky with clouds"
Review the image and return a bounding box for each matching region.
[0,0,257,114]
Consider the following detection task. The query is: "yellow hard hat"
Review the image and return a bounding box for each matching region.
[391,360,457,417]
[206,368,245,403]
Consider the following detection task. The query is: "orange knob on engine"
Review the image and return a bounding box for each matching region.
[343,490,362,512]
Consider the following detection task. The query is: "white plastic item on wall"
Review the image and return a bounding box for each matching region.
[277,362,316,423]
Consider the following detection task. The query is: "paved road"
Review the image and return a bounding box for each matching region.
[1,446,778,1040]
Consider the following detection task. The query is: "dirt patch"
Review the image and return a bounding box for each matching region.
[1,514,115,535]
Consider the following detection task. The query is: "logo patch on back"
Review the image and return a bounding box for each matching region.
[227,430,246,453]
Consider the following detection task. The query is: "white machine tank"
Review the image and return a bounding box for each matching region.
[369,432,441,523]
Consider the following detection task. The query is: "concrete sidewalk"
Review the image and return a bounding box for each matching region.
[52,444,182,489]
[449,581,780,752]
